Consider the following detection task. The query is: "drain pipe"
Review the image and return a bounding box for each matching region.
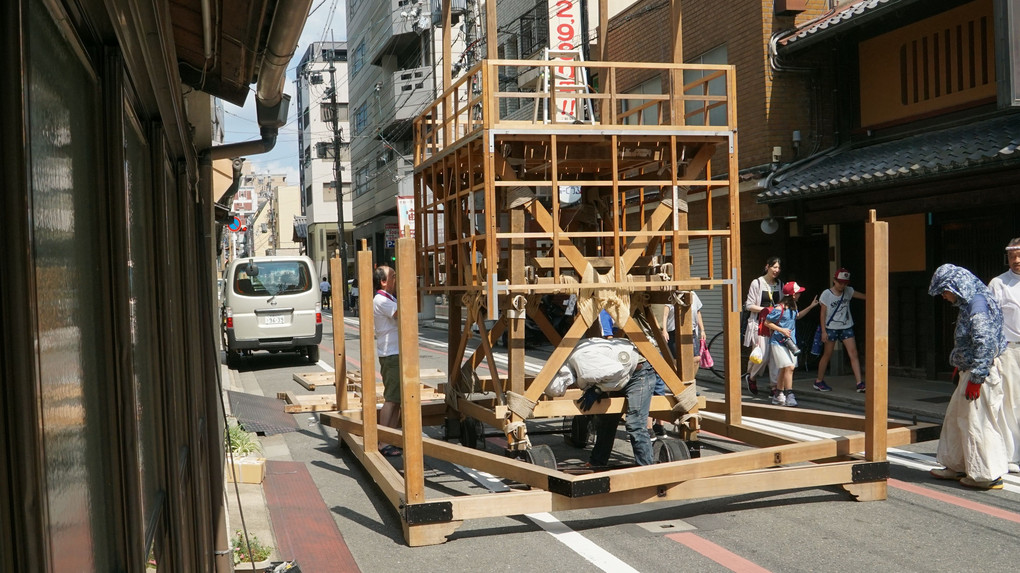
[203,0,313,161]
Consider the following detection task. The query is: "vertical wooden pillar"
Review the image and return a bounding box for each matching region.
[724,68,742,425]
[442,0,452,90]
[331,250,349,411]
[509,210,525,395]
[396,236,425,503]
[864,210,889,463]
[357,249,378,452]
[671,0,683,61]
[722,237,741,424]
[669,0,684,124]
[485,0,497,60]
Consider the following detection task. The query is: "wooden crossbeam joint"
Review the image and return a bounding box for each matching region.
[851,461,889,483]
[402,500,455,525]
[547,475,611,498]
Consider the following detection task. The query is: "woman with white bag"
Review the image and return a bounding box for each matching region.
[743,257,783,398]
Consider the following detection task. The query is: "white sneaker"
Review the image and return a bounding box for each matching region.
[772,392,786,406]
[1008,462,1020,474]
[785,392,798,407]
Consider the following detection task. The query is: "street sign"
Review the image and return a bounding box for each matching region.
[384,223,399,241]
[385,239,396,249]
[228,216,242,232]
[397,196,415,238]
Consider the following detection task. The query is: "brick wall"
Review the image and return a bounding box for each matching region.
[604,0,837,171]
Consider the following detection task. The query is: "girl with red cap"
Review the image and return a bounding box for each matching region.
[763,282,819,406]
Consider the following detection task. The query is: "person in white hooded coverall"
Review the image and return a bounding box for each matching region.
[988,238,1020,474]
[928,264,1008,490]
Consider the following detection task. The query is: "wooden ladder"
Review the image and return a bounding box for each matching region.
[537,48,595,124]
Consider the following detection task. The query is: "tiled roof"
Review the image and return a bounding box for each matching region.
[778,0,912,51]
[757,114,1020,203]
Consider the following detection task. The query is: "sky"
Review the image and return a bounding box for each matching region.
[220,0,348,184]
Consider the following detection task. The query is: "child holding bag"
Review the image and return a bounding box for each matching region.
[764,282,819,406]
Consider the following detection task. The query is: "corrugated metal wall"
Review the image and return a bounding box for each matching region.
[691,238,726,369]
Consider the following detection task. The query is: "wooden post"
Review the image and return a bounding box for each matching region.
[485,0,497,60]
[865,210,889,463]
[357,249,378,452]
[724,67,742,426]
[509,210,525,396]
[331,249,348,411]
[442,0,452,90]
[396,236,425,503]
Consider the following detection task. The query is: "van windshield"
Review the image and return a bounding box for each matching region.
[234,261,312,296]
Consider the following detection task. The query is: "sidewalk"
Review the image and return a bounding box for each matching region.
[694,370,953,423]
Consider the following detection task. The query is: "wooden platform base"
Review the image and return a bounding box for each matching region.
[321,401,936,546]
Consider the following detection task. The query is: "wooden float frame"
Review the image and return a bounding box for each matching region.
[318,0,936,546]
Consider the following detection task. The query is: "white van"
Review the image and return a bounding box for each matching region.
[222,255,322,367]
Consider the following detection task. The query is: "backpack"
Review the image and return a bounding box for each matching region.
[757,308,772,337]
[754,278,779,337]
[758,304,786,337]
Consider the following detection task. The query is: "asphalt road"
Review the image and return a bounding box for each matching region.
[228,311,1020,573]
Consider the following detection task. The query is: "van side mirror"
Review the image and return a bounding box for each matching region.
[246,259,259,277]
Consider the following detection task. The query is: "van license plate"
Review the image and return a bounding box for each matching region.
[265,315,286,325]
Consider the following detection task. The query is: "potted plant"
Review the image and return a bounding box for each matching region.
[226,421,265,483]
[231,529,273,572]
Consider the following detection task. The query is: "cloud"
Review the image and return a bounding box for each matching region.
[221,1,348,180]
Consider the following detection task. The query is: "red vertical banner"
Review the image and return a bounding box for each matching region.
[549,0,584,122]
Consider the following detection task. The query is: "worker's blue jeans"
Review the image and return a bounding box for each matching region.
[589,362,655,466]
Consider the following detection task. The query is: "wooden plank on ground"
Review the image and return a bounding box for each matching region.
[277,392,337,413]
[294,369,365,390]
[293,371,336,390]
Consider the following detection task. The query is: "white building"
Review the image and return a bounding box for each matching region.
[347,0,466,271]
[295,41,353,282]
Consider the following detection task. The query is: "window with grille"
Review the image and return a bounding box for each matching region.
[352,42,366,76]
[352,103,368,136]
[683,44,728,127]
[354,165,370,197]
[519,1,549,57]
[321,103,349,124]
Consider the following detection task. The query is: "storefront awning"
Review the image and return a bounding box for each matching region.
[757,114,1020,204]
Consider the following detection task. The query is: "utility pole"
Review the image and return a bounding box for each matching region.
[327,53,348,307]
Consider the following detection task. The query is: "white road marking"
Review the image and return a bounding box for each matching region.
[702,411,1020,494]
[525,512,641,573]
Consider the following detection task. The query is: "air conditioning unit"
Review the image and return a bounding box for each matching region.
[431,0,466,27]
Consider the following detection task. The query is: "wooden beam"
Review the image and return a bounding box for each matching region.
[865,210,889,462]
[331,250,348,410]
[397,236,426,504]
[357,249,379,452]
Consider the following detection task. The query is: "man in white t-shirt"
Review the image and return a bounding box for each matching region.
[373,265,401,456]
[989,238,1020,474]
[813,268,867,393]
